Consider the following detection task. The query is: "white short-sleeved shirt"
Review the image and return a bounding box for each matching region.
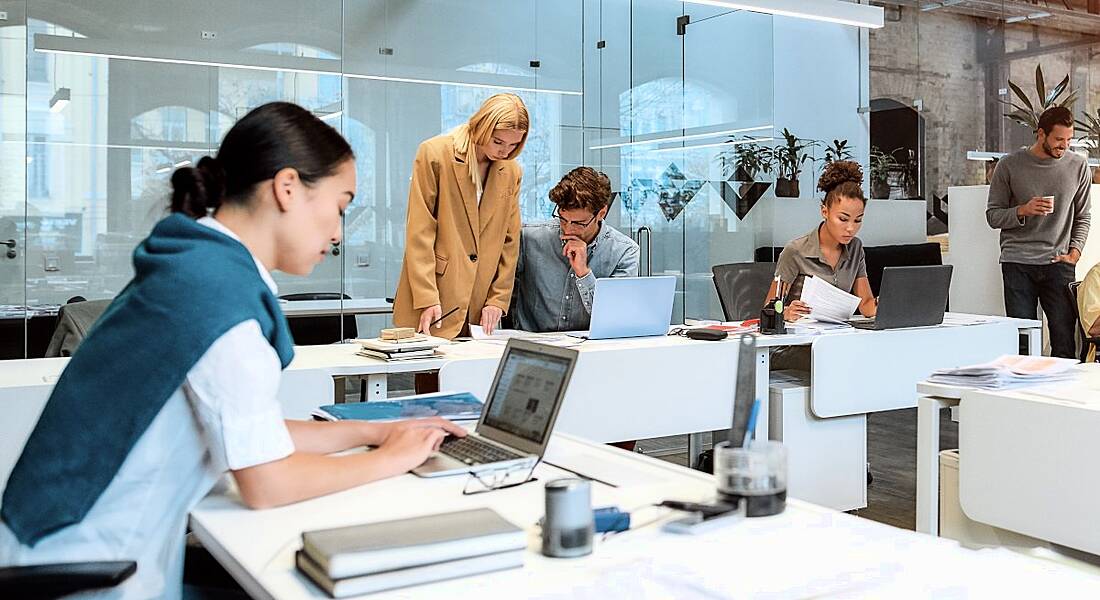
[0,217,295,599]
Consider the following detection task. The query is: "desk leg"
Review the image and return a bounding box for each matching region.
[755,348,770,442]
[364,374,387,401]
[916,395,956,535]
[687,433,706,468]
[1024,328,1042,357]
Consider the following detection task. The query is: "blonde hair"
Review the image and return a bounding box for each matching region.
[451,93,529,194]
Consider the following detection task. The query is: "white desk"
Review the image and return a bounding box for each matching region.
[918,364,1100,554]
[915,363,1095,539]
[279,298,393,318]
[190,432,1100,599]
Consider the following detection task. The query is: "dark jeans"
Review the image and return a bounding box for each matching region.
[1002,262,1077,359]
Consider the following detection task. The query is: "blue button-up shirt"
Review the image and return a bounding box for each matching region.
[511,221,640,332]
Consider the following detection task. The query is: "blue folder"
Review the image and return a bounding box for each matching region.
[312,392,484,422]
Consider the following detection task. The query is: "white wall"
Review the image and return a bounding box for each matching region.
[947,184,1100,316]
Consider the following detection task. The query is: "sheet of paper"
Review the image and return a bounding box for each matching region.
[800,275,860,323]
[469,325,581,347]
[470,324,531,339]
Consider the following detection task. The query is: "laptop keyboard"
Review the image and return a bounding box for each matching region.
[440,436,523,465]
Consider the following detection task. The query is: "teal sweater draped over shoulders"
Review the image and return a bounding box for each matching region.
[2,213,294,545]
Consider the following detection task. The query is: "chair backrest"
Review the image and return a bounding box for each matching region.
[1068,281,1095,362]
[711,262,776,321]
[863,243,942,296]
[754,246,784,263]
[45,299,113,357]
[280,292,358,345]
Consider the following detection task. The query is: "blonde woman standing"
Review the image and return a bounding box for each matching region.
[393,93,529,339]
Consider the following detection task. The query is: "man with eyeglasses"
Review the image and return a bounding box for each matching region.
[511,167,639,332]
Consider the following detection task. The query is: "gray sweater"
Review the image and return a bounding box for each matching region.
[986,147,1092,264]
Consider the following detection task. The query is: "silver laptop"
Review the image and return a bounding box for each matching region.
[582,276,677,340]
[413,339,579,477]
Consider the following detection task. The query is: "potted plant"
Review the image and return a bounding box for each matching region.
[773,128,816,198]
[869,146,898,199]
[714,141,774,219]
[823,139,853,164]
[1076,108,1100,184]
[1000,65,1078,132]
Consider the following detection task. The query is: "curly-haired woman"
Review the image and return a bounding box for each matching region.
[765,160,877,321]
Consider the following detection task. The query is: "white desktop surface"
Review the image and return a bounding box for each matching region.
[958,364,1100,556]
[190,433,1100,599]
[278,298,393,317]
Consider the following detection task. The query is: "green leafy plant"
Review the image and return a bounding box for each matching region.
[823,139,853,164]
[717,141,774,181]
[869,146,898,184]
[1000,65,1079,131]
[1076,108,1100,158]
[773,128,817,181]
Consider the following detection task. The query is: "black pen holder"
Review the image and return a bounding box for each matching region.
[760,299,785,335]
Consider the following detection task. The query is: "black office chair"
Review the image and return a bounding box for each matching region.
[1068,281,1100,363]
[712,262,777,321]
[754,246,785,263]
[279,292,358,345]
[863,243,942,297]
[0,561,137,599]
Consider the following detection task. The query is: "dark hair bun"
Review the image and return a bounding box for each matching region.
[170,156,225,218]
[817,160,864,194]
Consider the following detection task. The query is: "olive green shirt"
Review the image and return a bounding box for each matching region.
[775,224,867,294]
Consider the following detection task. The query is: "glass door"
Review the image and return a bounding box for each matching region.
[0,4,28,358]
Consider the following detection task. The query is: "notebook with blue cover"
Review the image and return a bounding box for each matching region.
[312,391,483,422]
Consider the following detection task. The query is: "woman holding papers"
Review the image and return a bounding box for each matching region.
[392,93,529,339]
[0,102,465,599]
[765,160,878,322]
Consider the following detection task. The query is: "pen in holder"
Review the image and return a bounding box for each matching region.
[714,440,787,517]
[760,297,785,335]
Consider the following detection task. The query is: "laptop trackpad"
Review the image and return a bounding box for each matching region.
[411,454,466,478]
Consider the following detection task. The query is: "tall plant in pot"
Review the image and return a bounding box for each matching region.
[773,128,816,198]
[1000,65,1078,132]
[823,139,853,164]
[1076,108,1100,184]
[869,146,898,200]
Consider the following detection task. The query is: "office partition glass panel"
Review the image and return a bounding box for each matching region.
[0,0,789,356]
[0,1,29,357]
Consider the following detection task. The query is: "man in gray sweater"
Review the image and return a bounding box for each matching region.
[986,106,1093,358]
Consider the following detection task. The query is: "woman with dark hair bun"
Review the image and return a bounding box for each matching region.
[765,160,877,321]
[0,102,465,598]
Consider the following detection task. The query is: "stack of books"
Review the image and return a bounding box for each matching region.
[356,334,449,361]
[296,508,526,597]
[927,355,1079,390]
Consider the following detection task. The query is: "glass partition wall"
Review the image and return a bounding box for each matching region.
[0,0,778,357]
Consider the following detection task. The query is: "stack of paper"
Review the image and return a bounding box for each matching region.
[356,334,449,361]
[927,355,1079,389]
[469,325,578,346]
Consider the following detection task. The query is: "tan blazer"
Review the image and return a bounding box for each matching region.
[392,133,522,339]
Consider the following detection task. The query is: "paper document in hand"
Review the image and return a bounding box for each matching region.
[800,276,860,323]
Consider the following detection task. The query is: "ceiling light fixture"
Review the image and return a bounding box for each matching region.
[49,87,70,113]
[680,0,883,29]
[34,36,582,96]
[590,125,773,150]
[648,136,775,153]
[1005,11,1052,24]
[173,159,192,168]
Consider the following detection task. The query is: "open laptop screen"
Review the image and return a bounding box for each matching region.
[481,347,572,445]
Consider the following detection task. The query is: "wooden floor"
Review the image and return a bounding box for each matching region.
[640,407,958,531]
